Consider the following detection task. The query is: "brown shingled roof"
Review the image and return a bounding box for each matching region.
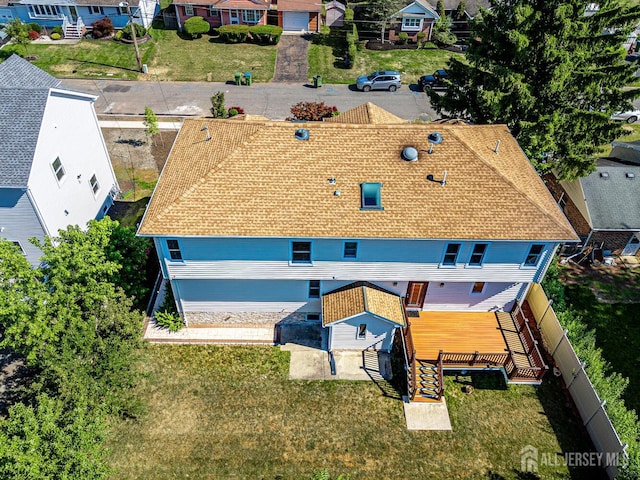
[277,0,322,12]
[324,102,407,125]
[138,105,577,242]
[322,282,406,327]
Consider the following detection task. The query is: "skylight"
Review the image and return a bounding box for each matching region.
[360,183,383,210]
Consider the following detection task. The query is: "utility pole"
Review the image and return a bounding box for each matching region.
[120,1,143,73]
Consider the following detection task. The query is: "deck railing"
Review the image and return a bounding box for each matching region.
[440,351,509,368]
[401,322,417,401]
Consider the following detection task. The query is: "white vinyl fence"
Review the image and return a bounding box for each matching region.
[527,283,628,479]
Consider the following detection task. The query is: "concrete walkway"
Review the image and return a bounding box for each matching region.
[143,318,276,344]
[272,35,311,83]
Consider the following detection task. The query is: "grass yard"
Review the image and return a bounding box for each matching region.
[0,28,276,82]
[564,283,640,415]
[308,40,458,85]
[106,345,596,480]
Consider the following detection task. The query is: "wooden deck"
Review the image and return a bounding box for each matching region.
[409,311,508,361]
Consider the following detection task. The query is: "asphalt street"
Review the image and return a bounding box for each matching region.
[60,79,437,121]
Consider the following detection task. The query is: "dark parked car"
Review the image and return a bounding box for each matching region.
[356,70,402,92]
[418,69,449,92]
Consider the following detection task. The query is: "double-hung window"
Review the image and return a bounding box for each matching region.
[184,5,194,16]
[524,244,544,266]
[291,241,312,264]
[89,174,100,195]
[88,6,104,14]
[343,241,358,259]
[167,239,182,260]
[209,6,219,16]
[441,243,461,266]
[357,324,367,339]
[468,243,487,266]
[52,157,65,183]
[308,280,320,299]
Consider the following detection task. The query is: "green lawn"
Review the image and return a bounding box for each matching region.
[0,28,276,82]
[106,345,595,480]
[564,284,640,415]
[308,41,458,85]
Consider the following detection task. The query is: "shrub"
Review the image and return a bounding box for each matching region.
[344,8,354,21]
[217,24,249,43]
[114,30,123,40]
[248,24,282,44]
[92,17,114,38]
[227,106,244,117]
[154,310,183,332]
[289,101,338,121]
[183,16,210,39]
[50,32,61,40]
[352,23,358,43]
[210,91,225,118]
[28,30,39,40]
[27,22,41,34]
[52,25,63,35]
[398,32,409,44]
[347,43,357,68]
[121,23,147,40]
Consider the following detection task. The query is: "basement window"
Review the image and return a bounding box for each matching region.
[360,183,383,210]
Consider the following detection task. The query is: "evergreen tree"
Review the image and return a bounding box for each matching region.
[427,0,640,180]
[433,0,457,46]
[455,1,467,21]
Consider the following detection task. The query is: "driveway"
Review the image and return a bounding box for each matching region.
[272,35,310,83]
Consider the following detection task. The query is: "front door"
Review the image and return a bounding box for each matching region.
[621,233,640,256]
[69,6,77,22]
[405,282,428,308]
[229,9,240,24]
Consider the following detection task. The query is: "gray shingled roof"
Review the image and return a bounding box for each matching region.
[580,160,640,230]
[0,54,60,89]
[0,89,49,187]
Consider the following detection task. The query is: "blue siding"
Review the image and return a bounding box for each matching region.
[0,188,46,267]
[158,236,552,267]
[9,4,134,29]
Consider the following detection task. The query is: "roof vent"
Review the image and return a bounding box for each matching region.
[626,172,636,179]
[427,132,443,154]
[401,146,419,162]
[294,128,309,141]
[600,172,609,179]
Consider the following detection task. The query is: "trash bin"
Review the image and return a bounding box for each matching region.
[234,72,242,86]
[244,71,252,86]
[313,75,322,88]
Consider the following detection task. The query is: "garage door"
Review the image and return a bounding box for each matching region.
[283,12,308,31]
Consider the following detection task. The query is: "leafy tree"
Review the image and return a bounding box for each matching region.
[183,16,210,39]
[210,91,226,118]
[359,0,405,28]
[5,19,32,57]
[454,1,467,21]
[427,0,640,180]
[143,106,160,146]
[0,394,109,480]
[432,0,456,46]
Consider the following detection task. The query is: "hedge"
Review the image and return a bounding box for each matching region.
[248,25,282,45]
[217,24,249,43]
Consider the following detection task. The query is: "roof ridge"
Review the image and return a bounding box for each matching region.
[449,127,576,238]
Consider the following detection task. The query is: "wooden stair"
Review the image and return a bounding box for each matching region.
[414,360,442,401]
[496,311,547,383]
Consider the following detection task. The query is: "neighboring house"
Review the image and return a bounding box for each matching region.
[324,0,345,28]
[387,0,489,43]
[138,102,577,400]
[0,55,119,266]
[172,0,269,31]
[549,142,640,256]
[0,0,156,38]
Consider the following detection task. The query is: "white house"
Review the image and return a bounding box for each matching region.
[138,103,577,399]
[0,55,119,266]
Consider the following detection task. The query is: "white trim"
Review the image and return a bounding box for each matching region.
[402,16,423,31]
